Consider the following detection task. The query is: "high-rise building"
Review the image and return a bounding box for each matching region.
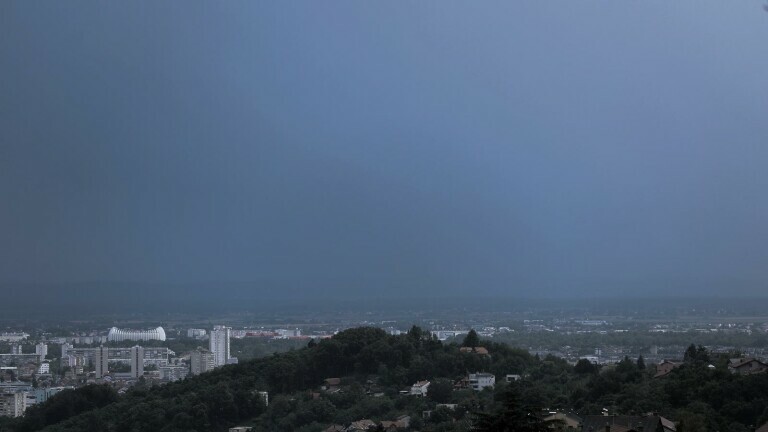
[10,345,22,355]
[190,348,215,375]
[0,392,25,417]
[130,346,144,379]
[60,343,73,360]
[209,326,231,367]
[94,346,109,378]
[35,343,47,362]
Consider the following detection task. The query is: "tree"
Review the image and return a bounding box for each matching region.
[616,356,637,374]
[574,359,596,375]
[474,387,557,432]
[463,330,480,348]
[409,325,424,341]
[695,345,710,363]
[684,344,710,363]
[428,378,455,403]
[683,344,701,363]
[637,355,646,370]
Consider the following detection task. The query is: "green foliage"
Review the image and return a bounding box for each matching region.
[462,330,480,348]
[9,327,542,432]
[427,378,455,404]
[14,385,118,432]
[574,359,596,375]
[11,332,768,432]
[684,344,710,364]
[474,386,554,432]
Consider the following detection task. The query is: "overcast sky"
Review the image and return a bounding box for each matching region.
[2,1,768,301]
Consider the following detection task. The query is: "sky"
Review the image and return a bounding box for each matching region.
[1,1,768,306]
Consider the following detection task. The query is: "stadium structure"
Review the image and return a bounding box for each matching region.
[107,326,166,342]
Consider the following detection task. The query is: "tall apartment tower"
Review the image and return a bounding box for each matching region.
[209,325,231,367]
[130,346,145,379]
[35,343,48,362]
[190,348,215,375]
[94,346,110,378]
[0,392,26,417]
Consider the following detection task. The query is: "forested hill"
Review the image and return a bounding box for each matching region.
[4,327,768,432]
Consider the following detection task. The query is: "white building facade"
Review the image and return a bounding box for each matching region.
[468,373,495,391]
[210,326,231,367]
[130,346,145,379]
[108,327,166,342]
[35,343,47,362]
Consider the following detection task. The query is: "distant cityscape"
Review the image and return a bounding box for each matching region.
[2,301,768,420]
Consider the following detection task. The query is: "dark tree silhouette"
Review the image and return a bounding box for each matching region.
[463,329,480,348]
[474,387,558,432]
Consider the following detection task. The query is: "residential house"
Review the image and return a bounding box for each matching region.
[410,380,430,396]
[459,346,490,356]
[379,422,399,431]
[653,360,682,378]
[347,419,376,431]
[728,358,768,375]
[323,377,341,392]
[543,411,581,431]
[379,416,410,430]
[580,415,676,432]
[468,373,495,391]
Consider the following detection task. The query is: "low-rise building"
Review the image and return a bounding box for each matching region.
[410,380,430,396]
[0,333,29,343]
[542,411,581,431]
[654,360,682,378]
[187,329,207,339]
[459,346,490,355]
[468,373,495,391]
[347,419,376,431]
[728,358,768,375]
[581,415,676,432]
[322,378,341,391]
[159,365,189,382]
[24,387,69,407]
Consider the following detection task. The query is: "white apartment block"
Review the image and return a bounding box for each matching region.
[468,373,495,391]
[210,326,231,367]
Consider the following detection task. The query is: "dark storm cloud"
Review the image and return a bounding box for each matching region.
[1,1,768,304]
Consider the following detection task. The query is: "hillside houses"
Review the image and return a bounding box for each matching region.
[728,358,768,375]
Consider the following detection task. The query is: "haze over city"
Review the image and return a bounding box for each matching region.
[2,1,768,311]
[6,2,768,432]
